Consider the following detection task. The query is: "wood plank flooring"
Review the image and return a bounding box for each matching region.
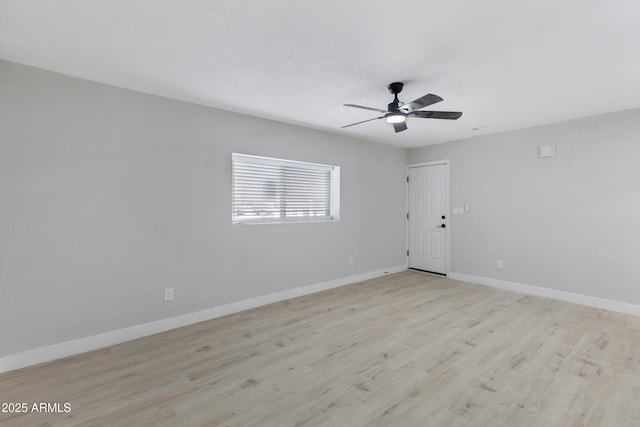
[2,271,640,426]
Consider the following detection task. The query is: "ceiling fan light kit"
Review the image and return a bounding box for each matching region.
[342,82,463,133]
[386,113,406,124]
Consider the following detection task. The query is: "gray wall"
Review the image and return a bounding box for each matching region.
[0,60,407,357]
[409,108,640,304]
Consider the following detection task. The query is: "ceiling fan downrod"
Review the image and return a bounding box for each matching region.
[387,82,404,112]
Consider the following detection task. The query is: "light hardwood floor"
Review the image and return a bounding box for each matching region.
[2,271,640,426]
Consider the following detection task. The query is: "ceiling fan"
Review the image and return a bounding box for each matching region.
[342,82,463,133]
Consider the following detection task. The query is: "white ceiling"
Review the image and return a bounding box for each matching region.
[1,0,639,148]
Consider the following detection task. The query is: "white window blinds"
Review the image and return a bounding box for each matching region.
[232,153,340,224]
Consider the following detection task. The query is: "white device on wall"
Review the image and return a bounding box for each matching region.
[539,144,555,158]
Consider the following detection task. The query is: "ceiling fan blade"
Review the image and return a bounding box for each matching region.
[343,104,388,113]
[409,111,463,120]
[393,122,408,133]
[401,94,443,112]
[341,116,385,128]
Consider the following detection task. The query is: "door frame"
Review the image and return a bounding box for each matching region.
[406,159,451,276]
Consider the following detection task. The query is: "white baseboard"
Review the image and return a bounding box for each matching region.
[0,264,407,374]
[448,272,640,317]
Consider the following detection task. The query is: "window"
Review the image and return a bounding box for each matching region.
[232,153,340,224]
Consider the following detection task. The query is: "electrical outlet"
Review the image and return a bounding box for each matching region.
[348,256,354,265]
[496,259,504,269]
[164,288,174,301]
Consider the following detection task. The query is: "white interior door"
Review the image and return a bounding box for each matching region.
[408,163,448,274]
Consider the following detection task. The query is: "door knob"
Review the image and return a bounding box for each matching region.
[439,224,446,228]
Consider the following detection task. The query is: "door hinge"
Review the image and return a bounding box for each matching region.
[407,176,409,183]
[407,249,409,256]
[406,213,409,220]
